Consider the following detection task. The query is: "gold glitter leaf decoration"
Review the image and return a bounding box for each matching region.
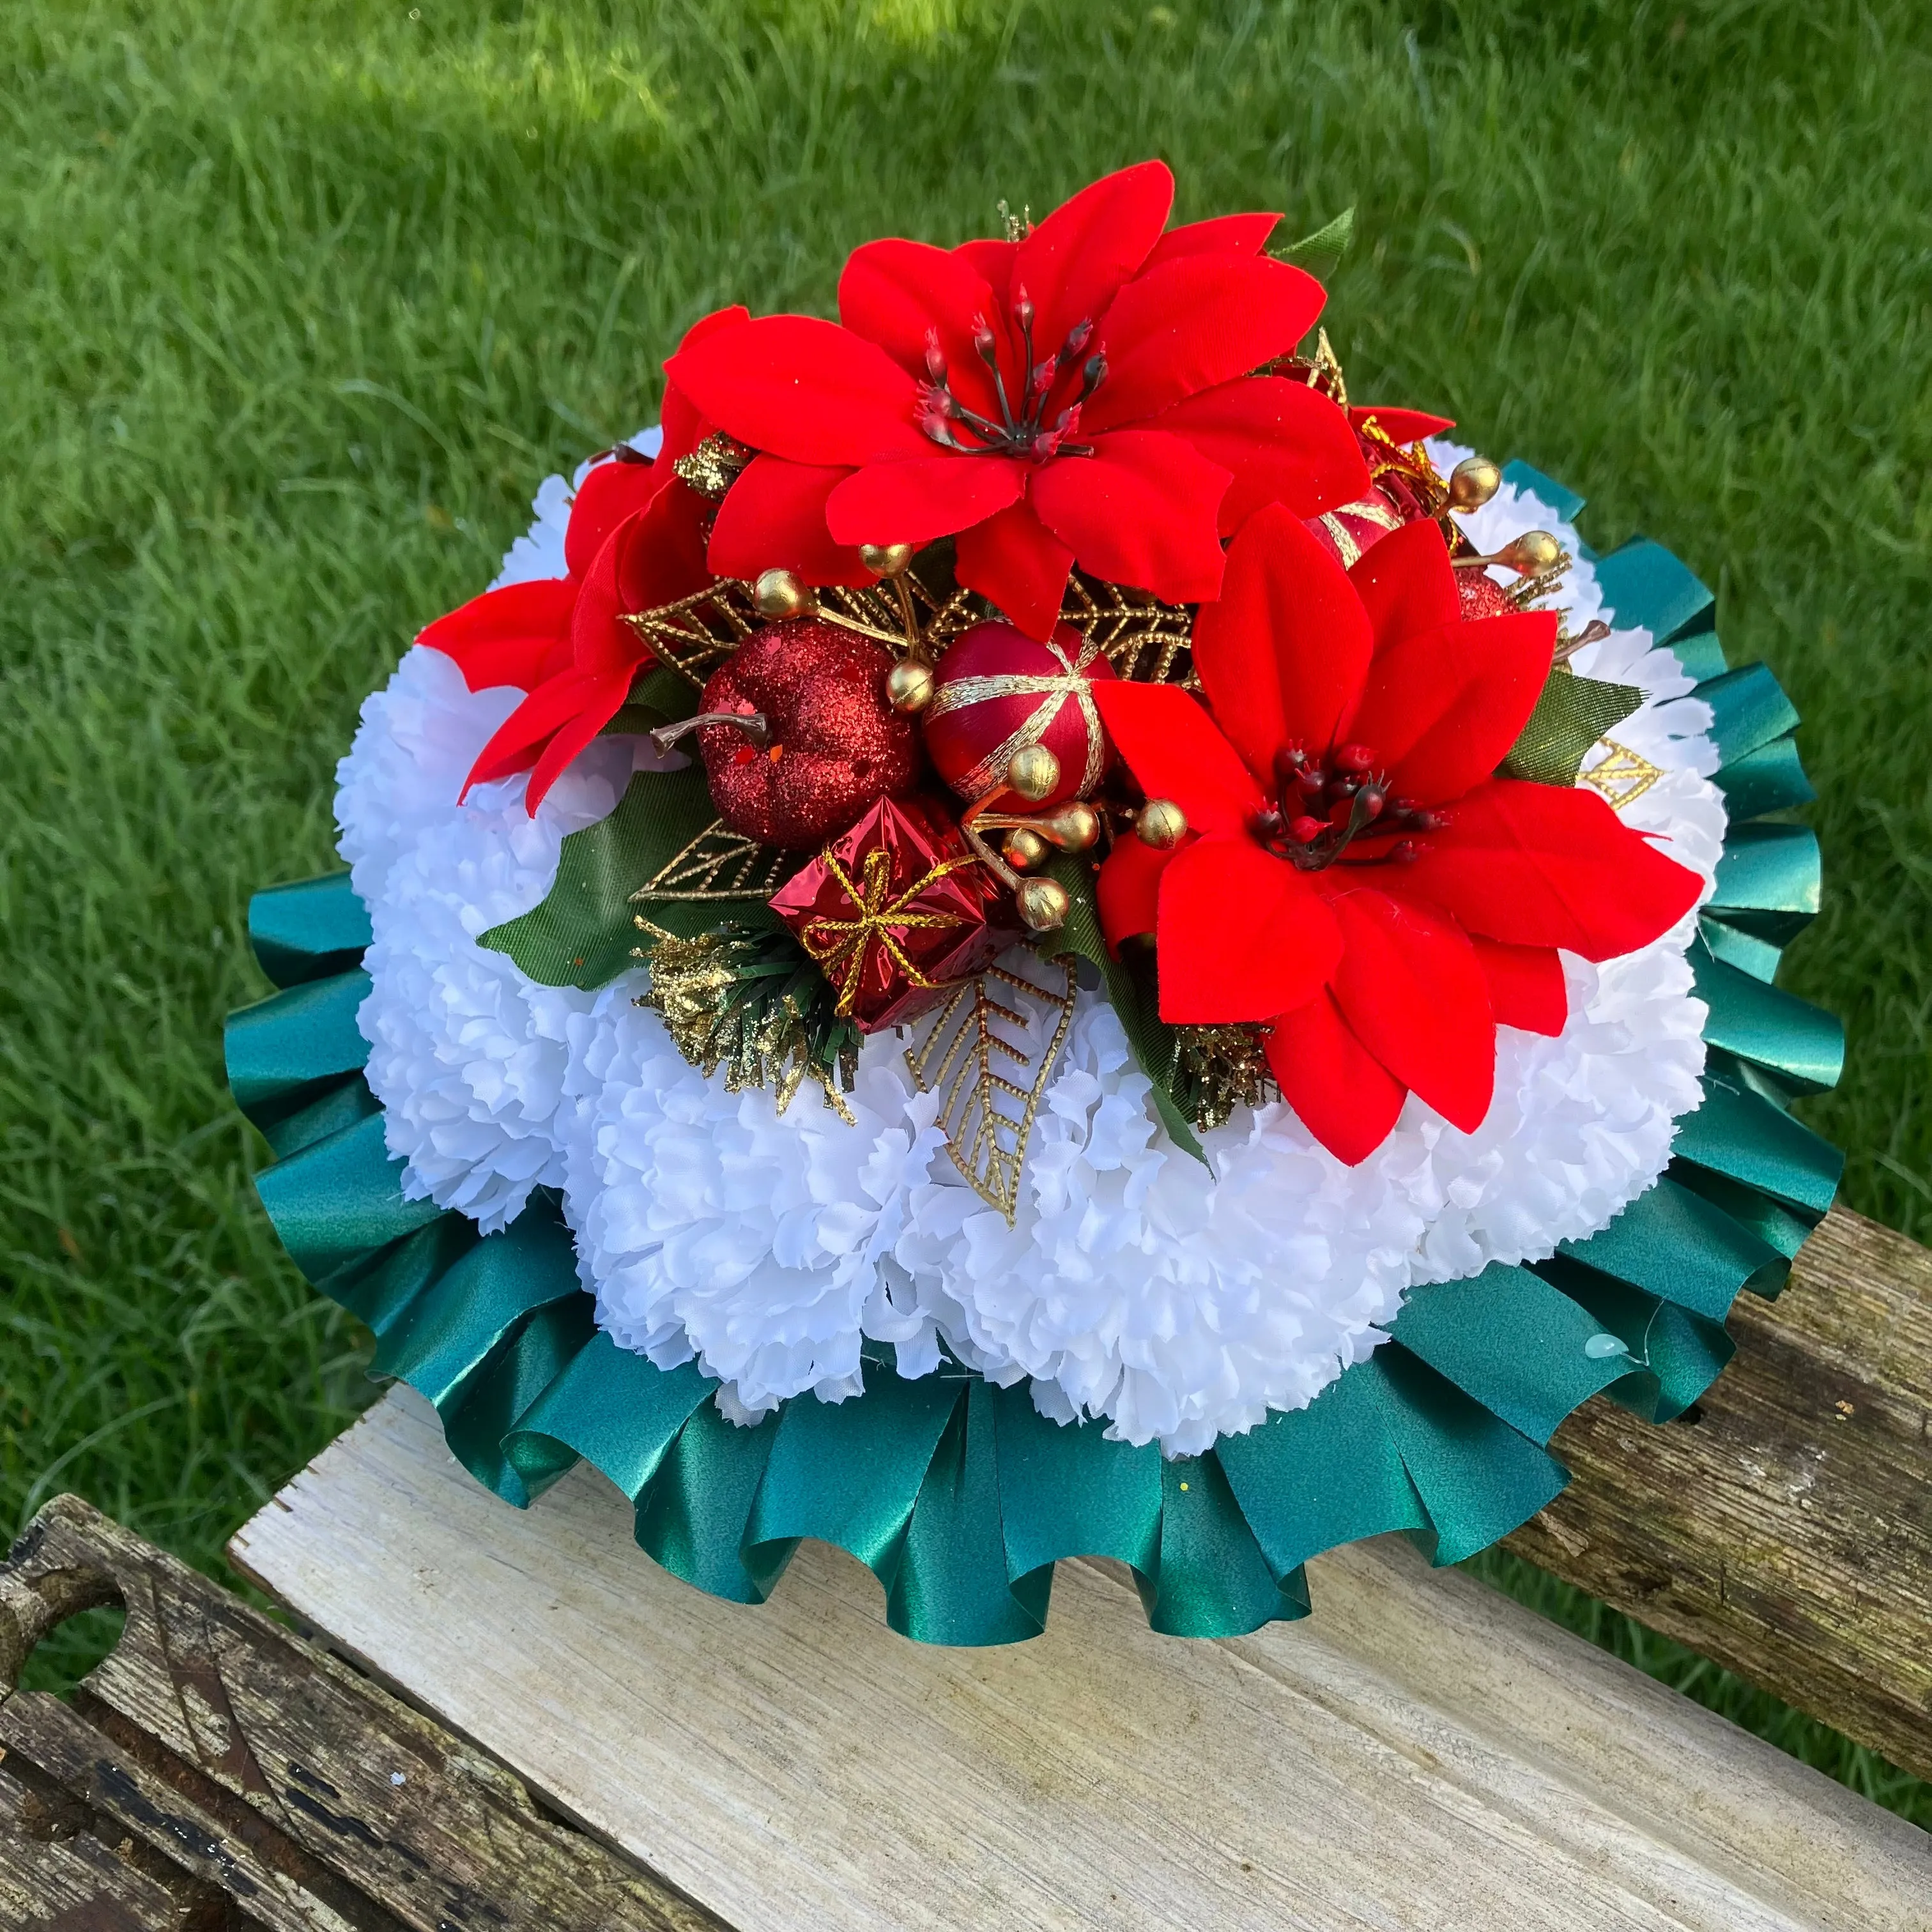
[620,580,762,691]
[904,947,1078,1223]
[1580,738,1666,811]
[1057,573,1198,686]
[632,817,791,907]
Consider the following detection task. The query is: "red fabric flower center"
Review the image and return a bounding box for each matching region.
[914,286,1106,464]
[1251,738,1447,871]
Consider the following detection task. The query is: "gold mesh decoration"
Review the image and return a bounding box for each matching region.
[904,949,1079,1222]
[628,566,977,691]
[1176,1025,1276,1132]
[672,433,754,502]
[636,928,859,1123]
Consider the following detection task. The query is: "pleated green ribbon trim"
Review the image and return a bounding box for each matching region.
[226,479,1843,1644]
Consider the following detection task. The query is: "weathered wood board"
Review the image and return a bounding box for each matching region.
[1510,1206,1932,1783]
[0,1493,719,1930]
[232,1386,1932,1932]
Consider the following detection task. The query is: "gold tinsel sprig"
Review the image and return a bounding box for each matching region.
[1173,1024,1276,1133]
[636,924,862,1123]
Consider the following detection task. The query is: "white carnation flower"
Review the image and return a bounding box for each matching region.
[341,441,1719,1450]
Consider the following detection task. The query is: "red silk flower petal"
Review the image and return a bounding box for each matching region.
[418,578,575,693]
[658,305,750,466]
[1028,430,1230,605]
[1346,610,1556,806]
[1348,405,1455,445]
[706,456,871,586]
[1096,833,1175,951]
[523,673,633,811]
[1398,779,1705,959]
[1148,376,1371,533]
[839,238,1007,423]
[825,454,1025,546]
[618,477,715,613]
[1346,515,1461,657]
[565,454,660,579]
[1264,991,1408,1165]
[1091,678,1264,838]
[1014,159,1174,361]
[666,314,926,467]
[673,303,753,355]
[1473,939,1568,1036]
[1084,254,1326,432]
[461,668,617,796]
[1190,502,1372,786]
[953,235,1017,305]
[567,514,647,677]
[953,498,1076,640]
[1156,834,1343,1024]
[1324,885,1494,1132]
[1142,211,1281,269]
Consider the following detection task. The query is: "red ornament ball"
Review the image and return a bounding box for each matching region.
[922,620,1116,808]
[1457,568,1518,622]
[697,622,918,850]
[1304,487,1407,570]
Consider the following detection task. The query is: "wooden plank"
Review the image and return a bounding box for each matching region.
[0,1690,362,1932]
[0,1760,187,1932]
[0,1495,720,1932]
[1510,1204,1932,1782]
[233,1386,1932,1932]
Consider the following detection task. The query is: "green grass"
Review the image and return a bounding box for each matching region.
[3,0,1928,1824]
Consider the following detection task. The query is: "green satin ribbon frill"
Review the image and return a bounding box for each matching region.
[226,478,1843,1644]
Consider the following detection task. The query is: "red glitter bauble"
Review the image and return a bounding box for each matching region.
[1457,569,1519,622]
[922,621,1115,808]
[697,622,918,850]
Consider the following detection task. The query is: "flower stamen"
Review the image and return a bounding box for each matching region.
[914,302,1105,462]
[1261,744,1445,870]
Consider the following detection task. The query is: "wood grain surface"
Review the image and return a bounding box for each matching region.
[0,1493,721,1931]
[1510,1204,1932,1783]
[231,1385,1932,1932]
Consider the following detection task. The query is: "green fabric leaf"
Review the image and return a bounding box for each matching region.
[1501,666,1643,786]
[598,664,694,736]
[1036,853,1204,1162]
[1276,207,1354,282]
[477,765,785,988]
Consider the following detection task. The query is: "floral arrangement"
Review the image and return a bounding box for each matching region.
[227,164,1844,1641]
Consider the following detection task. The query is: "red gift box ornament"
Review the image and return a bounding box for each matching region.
[923,620,1115,808]
[768,797,1018,1032]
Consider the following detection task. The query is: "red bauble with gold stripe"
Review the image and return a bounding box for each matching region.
[922,620,1115,808]
[1304,488,1407,569]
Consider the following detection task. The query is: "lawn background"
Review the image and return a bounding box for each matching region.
[3,0,1928,1823]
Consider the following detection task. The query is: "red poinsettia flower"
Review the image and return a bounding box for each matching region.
[664,162,1372,638]
[418,309,742,809]
[1092,506,1703,1165]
